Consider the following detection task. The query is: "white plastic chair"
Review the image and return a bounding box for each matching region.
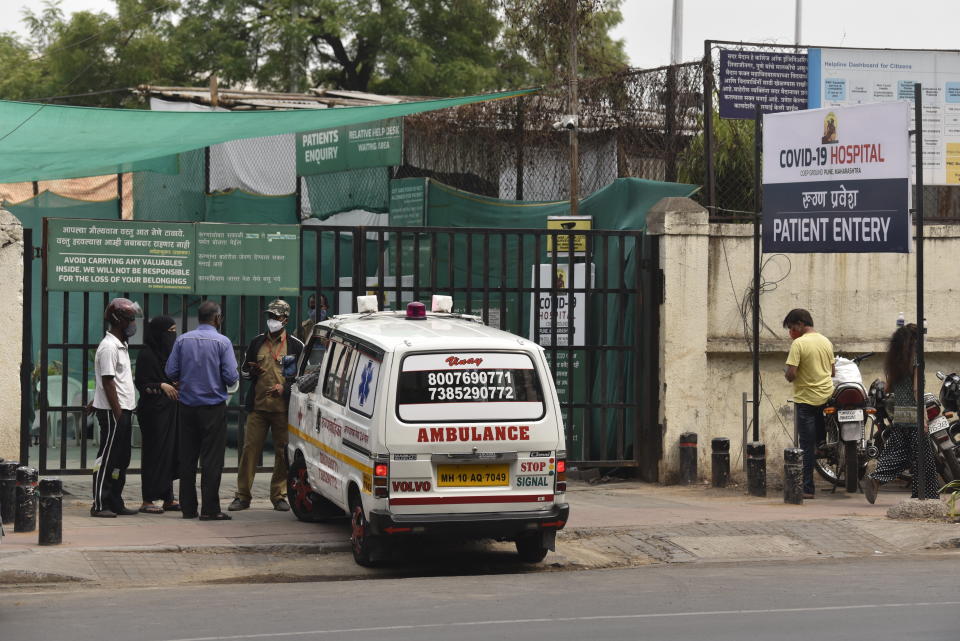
[33,375,85,447]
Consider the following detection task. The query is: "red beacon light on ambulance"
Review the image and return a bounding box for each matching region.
[406,301,427,320]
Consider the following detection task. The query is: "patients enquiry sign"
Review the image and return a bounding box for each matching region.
[762,101,911,253]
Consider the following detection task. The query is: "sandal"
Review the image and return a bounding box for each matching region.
[162,502,182,512]
[139,505,164,514]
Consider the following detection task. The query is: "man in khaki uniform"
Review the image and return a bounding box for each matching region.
[229,300,303,511]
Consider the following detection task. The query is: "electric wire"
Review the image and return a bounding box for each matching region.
[719,235,796,460]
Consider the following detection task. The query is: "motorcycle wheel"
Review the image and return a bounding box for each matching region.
[815,418,844,486]
[844,441,860,492]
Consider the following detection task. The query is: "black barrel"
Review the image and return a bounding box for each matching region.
[679,432,698,484]
[746,442,767,497]
[711,437,730,488]
[14,466,38,533]
[783,448,803,505]
[0,460,18,524]
[38,478,63,545]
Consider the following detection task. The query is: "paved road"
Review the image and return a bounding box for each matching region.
[3,555,958,641]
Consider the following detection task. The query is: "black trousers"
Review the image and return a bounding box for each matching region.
[92,409,133,513]
[138,400,178,504]
[178,402,227,517]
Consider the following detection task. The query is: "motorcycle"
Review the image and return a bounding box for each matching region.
[814,352,874,493]
[931,372,960,482]
[848,373,960,489]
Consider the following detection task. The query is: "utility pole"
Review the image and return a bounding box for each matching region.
[666,0,683,182]
[568,0,580,215]
[794,0,803,45]
[290,1,300,93]
[670,0,683,64]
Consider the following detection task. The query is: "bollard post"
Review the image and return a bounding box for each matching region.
[14,466,38,533]
[38,478,63,545]
[0,460,19,525]
[711,437,730,488]
[679,432,698,484]
[746,442,767,497]
[783,448,803,505]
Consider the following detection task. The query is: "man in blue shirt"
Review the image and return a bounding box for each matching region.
[166,301,239,520]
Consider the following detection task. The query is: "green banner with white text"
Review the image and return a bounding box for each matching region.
[46,218,300,296]
[296,118,403,176]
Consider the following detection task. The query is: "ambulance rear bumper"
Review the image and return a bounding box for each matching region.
[368,503,569,539]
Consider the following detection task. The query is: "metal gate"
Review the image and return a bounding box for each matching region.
[26,223,660,479]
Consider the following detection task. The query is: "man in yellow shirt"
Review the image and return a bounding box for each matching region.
[783,308,834,499]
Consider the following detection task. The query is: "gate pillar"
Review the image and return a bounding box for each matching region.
[647,198,709,484]
[0,208,24,461]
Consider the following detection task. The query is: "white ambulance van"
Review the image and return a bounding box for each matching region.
[286,298,569,566]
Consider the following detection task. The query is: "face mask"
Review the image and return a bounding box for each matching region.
[160,331,177,355]
[267,319,283,333]
[124,322,137,338]
[308,308,316,321]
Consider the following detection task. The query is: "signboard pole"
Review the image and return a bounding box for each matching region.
[913,83,928,499]
[752,104,762,442]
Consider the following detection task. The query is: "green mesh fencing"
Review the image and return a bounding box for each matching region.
[133,151,205,222]
[303,167,389,219]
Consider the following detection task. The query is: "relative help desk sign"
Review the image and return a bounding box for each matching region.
[763,101,911,253]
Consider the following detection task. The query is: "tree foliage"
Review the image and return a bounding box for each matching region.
[1,0,190,106]
[677,109,756,215]
[0,0,628,105]
[499,0,628,87]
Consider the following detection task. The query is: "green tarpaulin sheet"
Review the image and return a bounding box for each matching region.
[425,177,697,230]
[205,190,298,224]
[0,89,537,183]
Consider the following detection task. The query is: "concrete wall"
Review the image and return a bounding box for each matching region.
[0,209,23,461]
[652,197,960,484]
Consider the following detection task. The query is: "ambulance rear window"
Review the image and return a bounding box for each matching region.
[396,352,545,423]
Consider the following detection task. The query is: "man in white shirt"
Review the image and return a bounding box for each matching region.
[91,298,141,517]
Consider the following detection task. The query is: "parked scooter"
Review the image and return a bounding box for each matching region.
[814,353,874,492]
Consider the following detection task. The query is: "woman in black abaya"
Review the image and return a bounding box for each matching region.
[135,315,180,513]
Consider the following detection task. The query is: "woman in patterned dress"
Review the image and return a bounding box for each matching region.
[861,323,940,503]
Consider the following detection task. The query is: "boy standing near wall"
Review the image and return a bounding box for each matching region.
[782,308,835,499]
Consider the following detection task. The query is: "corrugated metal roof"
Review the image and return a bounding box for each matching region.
[138,85,422,110]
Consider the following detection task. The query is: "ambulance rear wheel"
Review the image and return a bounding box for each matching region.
[287,455,336,523]
[515,532,549,563]
[349,493,377,567]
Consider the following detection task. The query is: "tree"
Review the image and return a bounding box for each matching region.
[499,0,628,87]
[0,0,631,103]
[8,0,191,107]
[173,0,627,95]
[677,110,756,215]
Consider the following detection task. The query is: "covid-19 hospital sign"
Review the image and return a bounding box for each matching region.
[762,101,911,253]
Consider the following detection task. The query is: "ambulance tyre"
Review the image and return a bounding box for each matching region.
[287,453,336,523]
[515,532,549,563]
[349,488,378,567]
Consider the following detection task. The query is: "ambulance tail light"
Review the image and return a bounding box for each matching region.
[374,461,389,498]
[555,454,566,493]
